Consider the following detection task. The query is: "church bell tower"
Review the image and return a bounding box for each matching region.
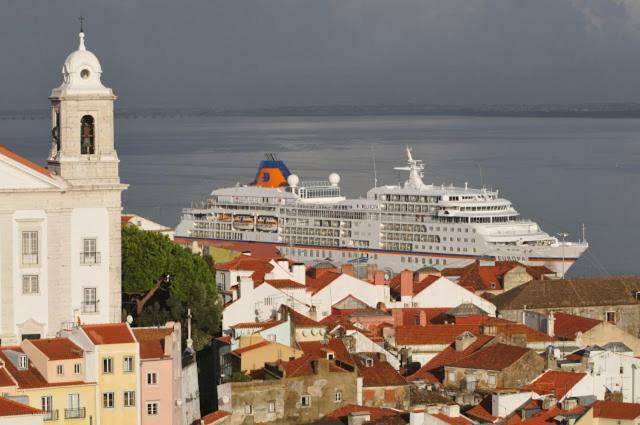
[48,28,121,186]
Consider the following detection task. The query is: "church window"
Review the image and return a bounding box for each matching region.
[22,231,39,266]
[22,275,39,294]
[80,115,95,155]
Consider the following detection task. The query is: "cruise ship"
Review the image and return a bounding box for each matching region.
[175,149,588,275]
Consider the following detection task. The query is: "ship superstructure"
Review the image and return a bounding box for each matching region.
[175,149,588,275]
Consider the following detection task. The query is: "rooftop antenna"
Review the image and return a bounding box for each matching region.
[79,16,84,33]
[478,164,484,188]
[371,145,378,188]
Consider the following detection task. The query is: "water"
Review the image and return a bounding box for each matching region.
[1,114,638,277]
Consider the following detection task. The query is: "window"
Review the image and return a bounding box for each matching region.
[620,367,624,374]
[81,238,99,265]
[22,231,38,265]
[124,391,135,407]
[488,374,497,387]
[335,390,343,402]
[301,395,311,408]
[448,370,456,382]
[22,275,39,294]
[606,311,617,324]
[244,404,253,415]
[56,364,64,375]
[123,356,134,373]
[82,288,98,313]
[146,401,158,415]
[74,363,81,375]
[268,400,276,413]
[80,115,95,155]
[41,395,52,413]
[102,357,113,374]
[19,355,28,370]
[103,392,114,408]
[147,372,157,385]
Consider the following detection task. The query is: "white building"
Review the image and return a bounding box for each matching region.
[0,30,126,343]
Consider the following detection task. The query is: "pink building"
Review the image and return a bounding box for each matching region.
[133,323,183,425]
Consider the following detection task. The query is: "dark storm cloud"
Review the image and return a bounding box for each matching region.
[0,0,639,110]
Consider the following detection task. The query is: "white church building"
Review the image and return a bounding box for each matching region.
[0,30,126,344]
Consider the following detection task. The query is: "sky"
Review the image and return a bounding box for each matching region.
[1,0,640,110]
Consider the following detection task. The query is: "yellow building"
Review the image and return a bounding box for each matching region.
[231,335,303,373]
[68,323,140,425]
[0,338,97,424]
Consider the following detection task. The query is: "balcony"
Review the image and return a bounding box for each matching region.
[43,410,59,421]
[65,407,86,419]
[79,252,101,265]
[81,300,99,314]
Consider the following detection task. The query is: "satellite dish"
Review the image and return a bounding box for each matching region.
[126,315,133,325]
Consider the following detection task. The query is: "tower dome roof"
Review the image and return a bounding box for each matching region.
[52,31,112,97]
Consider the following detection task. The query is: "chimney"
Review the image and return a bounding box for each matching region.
[392,309,403,327]
[400,270,413,299]
[562,398,578,411]
[291,263,306,285]
[277,260,289,271]
[443,404,460,418]
[547,312,555,338]
[374,271,385,285]
[342,264,354,276]
[367,265,376,283]
[542,396,557,410]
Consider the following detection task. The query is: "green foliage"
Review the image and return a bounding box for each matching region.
[228,372,252,382]
[122,225,221,350]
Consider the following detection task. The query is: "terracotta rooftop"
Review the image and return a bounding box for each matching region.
[305,270,343,294]
[395,325,480,345]
[552,312,602,340]
[492,276,640,310]
[28,338,84,360]
[264,279,306,289]
[277,354,349,377]
[520,404,586,425]
[81,323,135,345]
[353,353,408,387]
[0,347,87,389]
[0,144,51,178]
[285,306,324,328]
[132,328,174,359]
[298,339,353,365]
[593,401,640,420]
[408,334,494,382]
[214,257,275,283]
[522,371,587,399]
[442,260,552,292]
[465,396,497,423]
[389,273,440,295]
[447,343,531,371]
[0,367,16,388]
[230,340,271,357]
[430,412,473,425]
[0,396,43,417]
[201,410,232,424]
[325,404,403,421]
[230,320,283,331]
[393,308,451,326]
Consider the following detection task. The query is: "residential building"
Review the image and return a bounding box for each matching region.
[353,352,411,410]
[492,276,640,337]
[67,323,140,425]
[0,29,126,344]
[0,397,44,425]
[229,335,303,373]
[443,343,545,394]
[581,401,640,425]
[0,338,97,424]
[122,214,174,240]
[132,323,183,425]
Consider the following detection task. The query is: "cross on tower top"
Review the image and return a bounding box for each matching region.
[79,16,84,33]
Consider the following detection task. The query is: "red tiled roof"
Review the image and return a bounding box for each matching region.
[0,145,51,178]
[133,328,174,359]
[325,404,402,421]
[448,343,531,371]
[298,339,353,364]
[353,354,408,387]
[28,338,83,360]
[215,257,275,283]
[465,396,497,422]
[285,307,324,328]
[0,347,87,389]
[0,367,16,388]
[264,279,306,289]
[552,312,602,340]
[278,354,349,377]
[395,325,479,345]
[431,412,473,425]
[202,410,231,424]
[231,340,271,357]
[215,336,232,344]
[0,396,42,417]
[230,320,283,331]
[442,261,552,292]
[121,215,134,226]
[393,308,451,326]
[81,323,135,345]
[305,271,342,294]
[593,401,640,420]
[522,371,586,399]
[520,404,586,425]
[389,273,440,295]
[408,335,494,382]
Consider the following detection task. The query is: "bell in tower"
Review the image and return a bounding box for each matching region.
[47,25,121,186]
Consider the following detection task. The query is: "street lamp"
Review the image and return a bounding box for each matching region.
[557,233,569,278]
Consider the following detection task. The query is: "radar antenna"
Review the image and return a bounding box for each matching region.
[393,146,427,189]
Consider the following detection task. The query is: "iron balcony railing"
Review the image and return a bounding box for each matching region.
[81,300,99,314]
[65,407,86,419]
[43,410,59,421]
[79,252,101,265]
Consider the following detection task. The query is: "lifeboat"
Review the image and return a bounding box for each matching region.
[256,215,278,232]
[233,214,254,231]
[218,213,232,222]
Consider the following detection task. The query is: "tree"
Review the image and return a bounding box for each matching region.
[121,225,221,350]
